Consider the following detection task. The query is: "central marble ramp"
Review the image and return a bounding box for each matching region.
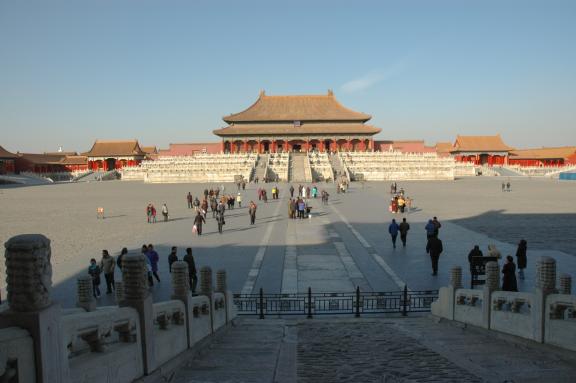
[173,317,576,383]
[281,205,370,294]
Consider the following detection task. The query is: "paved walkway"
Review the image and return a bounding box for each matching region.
[173,317,576,383]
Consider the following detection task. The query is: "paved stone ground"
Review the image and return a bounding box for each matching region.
[173,317,576,383]
[1,177,575,306]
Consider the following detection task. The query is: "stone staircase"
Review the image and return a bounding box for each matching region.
[253,154,268,181]
[289,152,310,182]
[329,153,349,182]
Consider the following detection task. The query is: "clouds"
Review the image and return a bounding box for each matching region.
[341,61,405,93]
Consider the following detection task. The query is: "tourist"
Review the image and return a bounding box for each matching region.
[216,207,225,234]
[210,197,218,218]
[506,181,511,192]
[147,244,160,283]
[291,199,297,219]
[487,244,501,259]
[187,192,193,208]
[146,203,152,223]
[162,203,169,222]
[405,197,413,213]
[312,185,318,198]
[142,244,153,287]
[288,198,294,218]
[425,220,436,239]
[204,188,209,199]
[262,189,268,203]
[298,198,305,219]
[88,258,102,298]
[388,219,399,248]
[515,239,527,280]
[397,196,406,213]
[426,236,443,276]
[467,245,483,274]
[257,187,262,201]
[151,204,157,223]
[242,180,246,190]
[201,198,208,218]
[501,182,506,192]
[432,217,441,236]
[237,192,242,208]
[183,247,198,294]
[290,185,294,198]
[193,197,200,210]
[100,249,115,294]
[399,218,410,247]
[502,255,518,291]
[116,247,127,272]
[249,201,257,225]
[168,246,178,273]
[193,211,206,235]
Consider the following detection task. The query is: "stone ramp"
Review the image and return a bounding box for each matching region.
[172,317,576,382]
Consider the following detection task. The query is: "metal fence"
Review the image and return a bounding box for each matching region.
[233,286,438,318]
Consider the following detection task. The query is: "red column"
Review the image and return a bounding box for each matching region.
[319,141,324,152]
[243,141,248,153]
[285,141,289,152]
[271,140,276,153]
[220,141,225,153]
[346,140,351,151]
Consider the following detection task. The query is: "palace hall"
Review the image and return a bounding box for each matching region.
[213,90,381,153]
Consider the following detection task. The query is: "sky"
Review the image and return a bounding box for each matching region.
[1,0,575,153]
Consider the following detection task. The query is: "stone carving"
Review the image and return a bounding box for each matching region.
[200,266,213,297]
[450,267,462,289]
[216,269,227,293]
[76,275,95,311]
[115,281,124,304]
[171,261,189,298]
[122,254,149,301]
[536,256,556,294]
[559,274,572,295]
[4,234,52,312]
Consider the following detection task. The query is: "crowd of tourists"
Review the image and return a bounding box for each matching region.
[88,245,199,299]
[388,182,413,213]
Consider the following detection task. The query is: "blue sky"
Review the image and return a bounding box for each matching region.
[1,0,575,152]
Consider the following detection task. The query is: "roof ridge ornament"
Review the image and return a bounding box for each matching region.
[327,89,333,96]
[259,90,266,98]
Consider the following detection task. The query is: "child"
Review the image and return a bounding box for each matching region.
[88,258,101,298]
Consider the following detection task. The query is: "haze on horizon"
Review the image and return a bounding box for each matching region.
[1,0,575,153]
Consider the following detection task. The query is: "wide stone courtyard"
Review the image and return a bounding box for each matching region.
[1,177,575,308]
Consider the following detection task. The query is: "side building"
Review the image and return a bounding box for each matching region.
[83,140,147,171]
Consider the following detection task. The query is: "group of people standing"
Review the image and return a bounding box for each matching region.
[146,203,169,223]
[389,183,412,214]
[88,245,199,299]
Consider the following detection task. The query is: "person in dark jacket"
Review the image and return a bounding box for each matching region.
[249,201,257,225]
[388,219,399,248]
[502,255,518,291]
[426,236,443,276]
[183,247,198,294]
[399,218,410,247]
[146,244,161,283]
[193,212,206,235]
[425,219,436,239]
[467,245,483,275]
[88,258,102,298]
[515,239,527,280]
[168,246,178,273]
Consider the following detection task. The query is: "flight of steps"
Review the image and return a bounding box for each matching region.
[253,154,269,181]
[328,153,349,182]
[289,152,311,182]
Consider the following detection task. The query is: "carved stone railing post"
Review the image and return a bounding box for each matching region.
[200,266,214,332]
[483,261,500,328]
[560,274,572,295]
[171,261,193,348]
[450,266,462,289]
[76,275,95,311]
[534,256,557,342]
[216,269,231,323]
[114,280,124,304]
[0,234,67,383]
[120,254,156,374]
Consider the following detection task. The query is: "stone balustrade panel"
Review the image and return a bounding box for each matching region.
[60,306,143,383]
[490,291,537,341]
[212,292,227,332]
[188,295,212,346]
[152,300,187,367]
[544,294,576,351]
[0,327,35,383]
[454,288,484,328]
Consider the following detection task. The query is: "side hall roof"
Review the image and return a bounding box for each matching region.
[452,135,512,152]
[83,140,145,157]
[223,90,371,123]
[0,145,18,159]
[509,146,576,160]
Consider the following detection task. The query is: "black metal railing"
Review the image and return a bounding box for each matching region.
[233,286,438,319]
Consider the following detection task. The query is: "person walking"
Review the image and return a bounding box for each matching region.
[146,203,152,223]
[399,218,410,247]
[162,203,169,222]
[210,197,218,218]
[426,236,443,276]
[187,192,193,208]
[236,192,242,208]
[425,219,436,239]
[388,219,399,249]
[249,201,257,225]
[146,244,161,283]
[193,211,206,235]
[116,247,128,273]
[432,217,441,237]
[168,246,178,273]
[100,249,115,294]
[88,258,102,298]
[183,248,198,294]
[515,239,527,280]
[502,255,518,291]
[290,185,294,198]
[216,208,225,234]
